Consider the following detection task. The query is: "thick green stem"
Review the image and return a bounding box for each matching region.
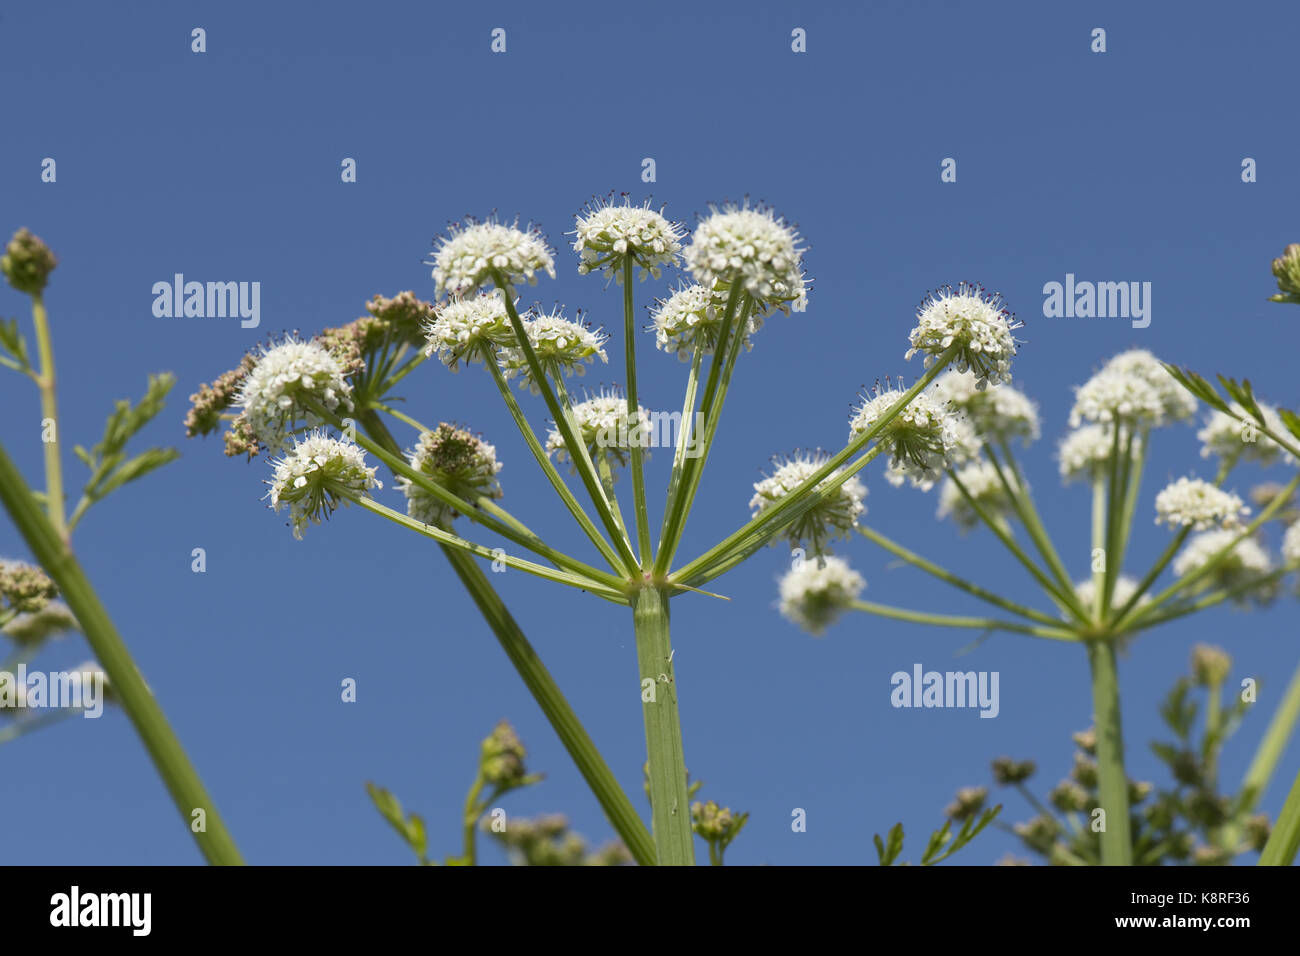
[1086,639,1132,865]
[1240,656,1300,812]
[1259,769,1300,865]
[633,586,693,864]
[31,294,66,541]
[0,440,244,864]
[622,258,651,566]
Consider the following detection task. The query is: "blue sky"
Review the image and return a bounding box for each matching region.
[2,0,1298,865]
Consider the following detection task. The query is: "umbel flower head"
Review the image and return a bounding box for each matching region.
[545,387,650,473]
[429,216,556,298]
[480,719,533,790]
[850,383,976,490]
[932,370,1040,445]
[1,228,58,295]
[1154,478,1248,531]
[236,336,353,451]
[423,290,515,371]
[185,354,256,439]
[682,202,807,315]
[650,283,763,361]
[778,555,865,636]
[572,195,685,282]
[907,283,1020,388]
[1172,530,1276,604]
[1270,243,1300,304]
[749,451,867,554]
[937,460,1021,532]
[0,559,58,614]
[1058,424,1122,484]
[268,431,381,539]
[398,423,503,529]
[1198,402,1290,465]
[1102,350,1197,423]
[1069,366,1164,428]
[499,308,608,393]
[2,600,79,646]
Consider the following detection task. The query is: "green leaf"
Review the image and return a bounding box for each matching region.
[875,822,905,866]
[1218,376,1265,425]
[1278,408,1300,445]
[0,317,32,372]
[1163,364,1228,413]
[77,374,181,514]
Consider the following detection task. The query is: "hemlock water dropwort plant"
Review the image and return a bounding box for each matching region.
[189,194,1014,865]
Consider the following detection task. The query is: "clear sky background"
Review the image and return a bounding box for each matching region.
[2,0,1299,865]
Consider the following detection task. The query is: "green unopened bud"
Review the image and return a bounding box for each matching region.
[1012,814,1059,852]
[0,560,58,614]
[1049,780,1090,813]
[480,719,529,789]
[1244,813,1271,852]
[1070,753,1099,789]
[1072,727,1097,755]
[1270,243,1300,303]
[991,756,1036,785]
[691,800,734,841]
[944,786,988,822]
[1191,644,1232,687]
[1128,780,1154,804]
[1,229,58,295]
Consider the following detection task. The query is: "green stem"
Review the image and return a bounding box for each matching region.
[987,443,1077,602]
[1259,769,1300,865]
[633,585,693,864]
[31,294,66,541]
[462,773,485,865]
[357,411,656,865]
[1240,655,1300,813]
[0,440,243,864]
[848,600,1077,640]
[1091,477,1107,623]
[1086,639,1132,865]
[622,258,652,566]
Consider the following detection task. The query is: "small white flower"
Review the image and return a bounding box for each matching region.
[932,370,1040,445]
[778,556,865,636]
[498,308,608,393]
[1173,529,1275,604]
[1198,402,1290,465]
[429,216,556,298]
[749,452,866,554]
[1282,521,1300,566]
[1154,478,1248,531]
[572,197,684,282]
[1073,576,1148,617]
[650,283,763,361]
[1058,425,1122,483]
[1069,368,1164,428]
[1103,350,1197,423]
[682,203,807,315]
[907,283,1021,388]
[937,461,1021,531]
[546,388,651,473]
[849,385,976,490]
[268,431,381,539]
[423,290,516,370]
[237,337,352,451]
[397,423,502,528]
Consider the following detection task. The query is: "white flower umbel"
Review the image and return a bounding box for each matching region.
[749,452,866,554]
[850,385,976,490]
[424,290,515,371]
[429,216,556,298]
[682,203,807,315]
[1069,367,1164,428]
[397,423,503,528]
[937,460,1021,531]
[1058,425,1121,484]
[1198,402,1290,465]
[268,431,381,539]
[650,283,763,361]
[907,283,1020,388]
[932,370,1040,445]
[1154,478,1248,531]
[498,308,609,393]
[546,388,651,472]
[1073,576,1148,617]
[1103,350,1197,423]
[1282,521,1300,566]
[778,556,865,636]
[573,197,684,282]
[237,337,352,451]
[1173,529,1275,603]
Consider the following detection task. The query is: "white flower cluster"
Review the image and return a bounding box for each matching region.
[778,556,865,636]
[1173,529,1275,603]
[683,204,807,314]
[749,452,866,554]
[398,424,503,529]
[937,460,1021,531]
[1069,350,1194,428]
[237,337,352,451]
[546,389,651,472]
[498,309,608,393]
[932,370,1040,444]
[429,218,556,298]
[268,431,381,539]
[907,284,1020,388]
[1058,425,1122,483]
[1198,402,1290,465]
[1154,478,1248,531]
[650,283,763,361]
[423,291,515,371]
[1282,521,1300,566]
[573,198,684,282]
[1104,350,1197,423]
[849,386,976,490]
